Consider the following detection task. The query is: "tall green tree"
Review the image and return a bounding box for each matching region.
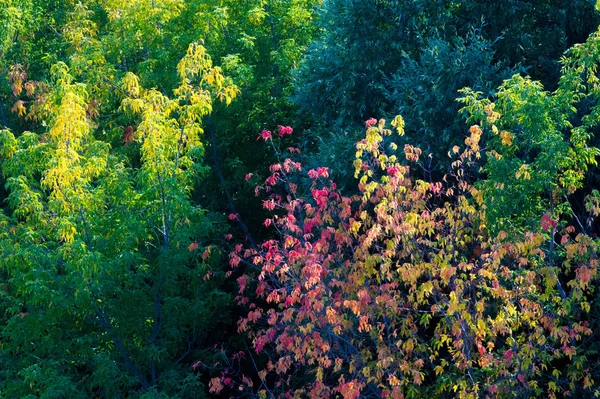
[0,43,237,397]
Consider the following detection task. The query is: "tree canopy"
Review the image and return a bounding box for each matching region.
[0,0,599,398]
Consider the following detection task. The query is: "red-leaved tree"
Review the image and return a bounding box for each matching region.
[211,118,599,398]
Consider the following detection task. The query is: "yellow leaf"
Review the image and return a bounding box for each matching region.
[391,115,405,136]
[516,164,531,180]
[500,131,513,146]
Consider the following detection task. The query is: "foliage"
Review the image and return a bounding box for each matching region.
[214,119,600,398]
[1,1,600,398]
[293,0,451,125]
[192,0,321,226]
[0,1,324,396]
[293,0,599,179]
[387,32,517,170]
[294,0,599,125]
[453,0,599,89]
[0,44,236,397]
[457,19,600,233]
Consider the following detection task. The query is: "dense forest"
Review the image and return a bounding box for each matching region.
[1,0,600,398]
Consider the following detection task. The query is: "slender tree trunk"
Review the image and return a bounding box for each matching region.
[95,309,151,389]
[0,100,7,128]
[265,1,281,98]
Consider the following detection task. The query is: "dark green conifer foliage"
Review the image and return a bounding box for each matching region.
[294,0,599,179]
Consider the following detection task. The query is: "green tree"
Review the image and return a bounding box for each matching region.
[0,43,236,397]
[458,24,600,233]
[293,0,599,181]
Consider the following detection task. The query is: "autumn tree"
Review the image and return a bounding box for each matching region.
[213,118,599,398]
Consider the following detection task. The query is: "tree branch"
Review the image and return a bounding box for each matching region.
[0,99,7,128]
[94,308,151,389]
[207,115,256,248]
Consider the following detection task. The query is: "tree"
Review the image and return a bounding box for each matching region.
[0,43,236,397]
[457,19,600,234]
[386,31,516,172]
[214,118,600,398]
[292,0,599,181]
[2,1,600,397]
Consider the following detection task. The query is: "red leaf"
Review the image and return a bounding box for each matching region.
[122,126,135,145]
